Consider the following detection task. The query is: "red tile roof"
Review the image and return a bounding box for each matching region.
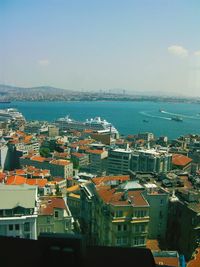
[0,172,6,182]
[71,152,87,158]
[6,175,27,185]
[154,257,179,267]
[6,175,47,187]
[172,154,192,166]
[86,149,105,155]
[50,159,71,166]
[146,240,160,251]
[97,186,149,207]
[15,169,26,175]
[26,179,48,187]
[92,175,130,185]
[31,155,46,162]
[187,248,200,267]
[39,197,67,215]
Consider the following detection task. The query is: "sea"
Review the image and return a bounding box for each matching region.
[1,101,200,139]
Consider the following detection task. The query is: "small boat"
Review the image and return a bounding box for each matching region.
[171,116,183,122]
[143,119,149,123]
[159,109,164,113]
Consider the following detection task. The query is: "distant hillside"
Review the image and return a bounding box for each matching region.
[0,84,81,101]
[0,84,199,103]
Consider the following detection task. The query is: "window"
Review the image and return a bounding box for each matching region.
[133,237,145,246]
[65,221,69,230]
[116,237,121,245]
[115,210,123,217]
[54,211,59,218]
[133,224,146,233]
[24,222,30,232]
[47,217,51,223]
[24,234,30,239]
[15,224,20,231]
[159,211,163,219]
[122,237,128,244]
[160,199,163,205]
[117,225,121,231]
[123,224,127,231]
[9,224,13,231]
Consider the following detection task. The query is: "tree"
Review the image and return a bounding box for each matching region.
[39,147,51,158]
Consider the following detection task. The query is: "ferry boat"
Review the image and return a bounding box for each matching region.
[55,115,119,135]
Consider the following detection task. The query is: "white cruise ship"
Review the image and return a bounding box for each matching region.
[55,115,118,135]
[0,108,25,122]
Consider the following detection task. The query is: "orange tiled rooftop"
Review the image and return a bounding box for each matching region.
[172,154,192,166]
[92,175,130,185]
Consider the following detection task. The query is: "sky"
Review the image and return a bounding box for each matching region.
[0,0,200,96]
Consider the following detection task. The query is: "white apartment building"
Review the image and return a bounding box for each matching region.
[0,184,38,239]
[107,147,132,175]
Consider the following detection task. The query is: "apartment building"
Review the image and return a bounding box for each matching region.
[107,147,132,175]
[37,196,74,236]
[80,176,150,248]
[131,149,172,173]
[167,189,200,260]
[0,184,38,239]
[86,149,108,176]
[143,183,169,241]
[71,152,89,168]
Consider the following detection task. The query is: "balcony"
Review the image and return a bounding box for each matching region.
[131,216,150,223]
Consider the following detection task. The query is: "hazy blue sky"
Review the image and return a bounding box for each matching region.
[0,0,200,96]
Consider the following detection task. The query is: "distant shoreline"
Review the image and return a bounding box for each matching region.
[0,98,200,104]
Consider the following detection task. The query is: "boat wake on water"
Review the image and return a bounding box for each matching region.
[160,110,200,120]
[140,111,171,120]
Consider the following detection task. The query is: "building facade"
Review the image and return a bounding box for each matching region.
[131,149,172,173]
[107,148,132,175]
[0,184,38,239]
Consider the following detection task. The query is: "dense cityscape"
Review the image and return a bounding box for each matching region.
[0,107,199,266]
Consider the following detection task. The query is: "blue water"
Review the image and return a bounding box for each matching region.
[1,101,200,139]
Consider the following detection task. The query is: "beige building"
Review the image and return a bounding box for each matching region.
[48,125,59,137]
[37,196,74,236]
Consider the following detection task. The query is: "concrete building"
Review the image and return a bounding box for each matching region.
[37,196,74,236]
[131,149,172,173]
[137,132,154,142]
[71,152,89,168]
[107,147,132,175]
[48,125,59,137]
[143,183,169,241]
[167,189,200,260]
[0,184,38,239]
[86,149,108,176]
